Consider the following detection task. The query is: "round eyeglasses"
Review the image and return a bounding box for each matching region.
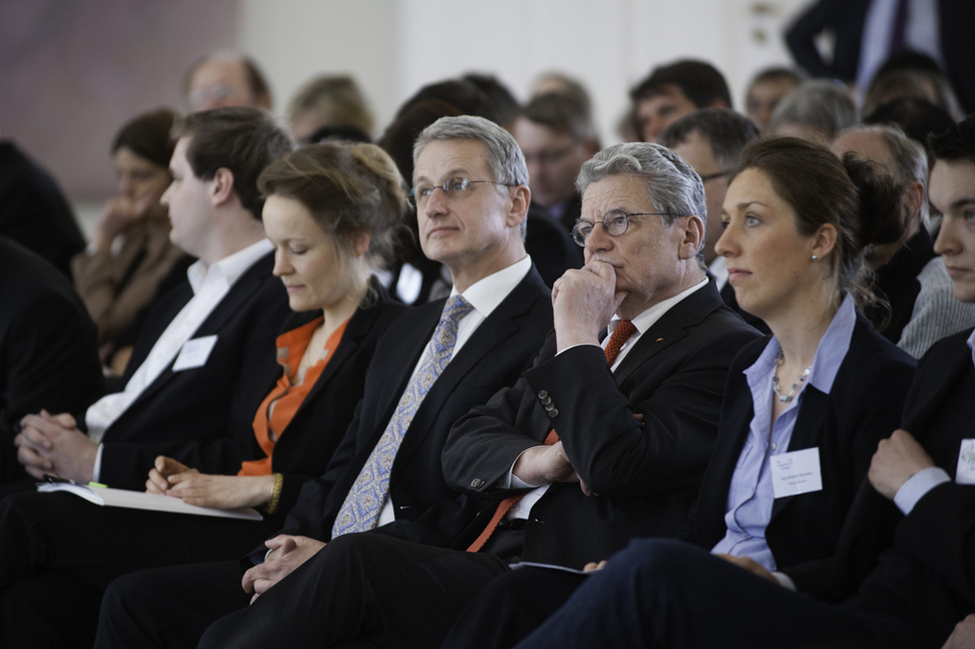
[571,209,684,247]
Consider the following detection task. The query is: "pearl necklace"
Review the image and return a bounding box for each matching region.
[772,350,811,403]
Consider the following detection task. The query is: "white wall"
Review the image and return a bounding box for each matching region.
[242,0,809,144]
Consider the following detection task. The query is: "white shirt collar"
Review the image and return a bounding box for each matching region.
[187,238,274,294]
[709,256,729,292]
[614,277,709,336]
[451,255,532,319]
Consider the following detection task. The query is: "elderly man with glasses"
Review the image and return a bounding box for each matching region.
[158,142,760,649]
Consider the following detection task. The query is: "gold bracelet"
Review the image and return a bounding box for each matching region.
[264,473,284,515]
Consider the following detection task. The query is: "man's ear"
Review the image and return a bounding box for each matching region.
[210,168,236,207]
[505,184,531,229]
[677,215,705,260]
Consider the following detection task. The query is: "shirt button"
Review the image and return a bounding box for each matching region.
[771,443,777,451]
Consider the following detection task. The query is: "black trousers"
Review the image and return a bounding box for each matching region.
[439,567,586,649]
[198,533,510,649]
[0,490,268,648]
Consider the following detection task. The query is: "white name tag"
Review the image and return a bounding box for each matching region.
[956,439,975,485]
[770,447,823,499]
[172,335,218,372]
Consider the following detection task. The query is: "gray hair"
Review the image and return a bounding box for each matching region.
[413,115,529,238]
[414,115,528,186]
[770,80,857,140]
[576,142,707,264]
[835,123,929,222]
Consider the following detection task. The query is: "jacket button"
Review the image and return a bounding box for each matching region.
[541,396,552,405]
[547,409,559,418]
[538,390,548,399]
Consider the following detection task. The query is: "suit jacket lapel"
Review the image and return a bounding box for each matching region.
[392,269,546,467]
[770,385,828,518]
[613,282,725,385]
[125,251,274,411]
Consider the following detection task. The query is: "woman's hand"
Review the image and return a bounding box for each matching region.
[165,473,275,510]
[146,456,194,494]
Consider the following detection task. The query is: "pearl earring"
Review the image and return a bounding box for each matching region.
[811,254,819,261]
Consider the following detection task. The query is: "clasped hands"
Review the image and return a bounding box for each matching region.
[241,534,325,603]
[15,410,98,482]
[146,456,275,510]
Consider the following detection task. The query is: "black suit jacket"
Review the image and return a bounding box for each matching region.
[95,250,291,490]
[0,238,103,482]
[277,267,554,549]
[785,0,975,113]
[245,285,407,528]
[690,315,916,570]
[524,202,583,288]
[0,142,86,278]
[444,282,763,569]
[842,329,975,648]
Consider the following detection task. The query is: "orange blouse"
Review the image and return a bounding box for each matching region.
[238,316,350,477]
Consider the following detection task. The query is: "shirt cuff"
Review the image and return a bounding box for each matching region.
[554,342,601,357]
[501,448,547,489]
[92,443,105,483]
[893,466,951,515]
[772,571,797,591]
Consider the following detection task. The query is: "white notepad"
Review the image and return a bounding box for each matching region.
[37,482,262,521]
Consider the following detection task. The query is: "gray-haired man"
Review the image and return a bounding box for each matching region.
[153,141,762,649]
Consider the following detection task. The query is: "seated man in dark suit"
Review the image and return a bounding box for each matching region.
[0,237,103,483]
[13,106,292,490]
[155,141,762,649]
[504,113,975,649]
[94,115,555,648]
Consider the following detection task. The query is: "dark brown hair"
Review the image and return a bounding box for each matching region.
[112,108,177,168]
[173,106,292,220]
[258,142,410,275]
[731,136,906,308]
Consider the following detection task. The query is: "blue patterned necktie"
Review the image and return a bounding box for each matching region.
[331,294,475,537]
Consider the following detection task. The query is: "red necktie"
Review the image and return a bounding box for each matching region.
[466,321,637,552]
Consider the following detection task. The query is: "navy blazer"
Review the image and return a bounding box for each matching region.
[96,250,291,490]
[690,314,916,571]
[277,266,554,549]
[445,281,763,569]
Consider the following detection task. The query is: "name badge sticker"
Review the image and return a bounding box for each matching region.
[956,439,975,485]
[172,335,218,372]
[771,447,823,499]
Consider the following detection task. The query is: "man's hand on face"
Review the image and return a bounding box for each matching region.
[551,260,627,352]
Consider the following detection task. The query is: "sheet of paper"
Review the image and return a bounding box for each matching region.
[508,561,591,575]
[172,335,218,371]
[770,447,823,499]
[37,483,262,520]
[956,439,975,485]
